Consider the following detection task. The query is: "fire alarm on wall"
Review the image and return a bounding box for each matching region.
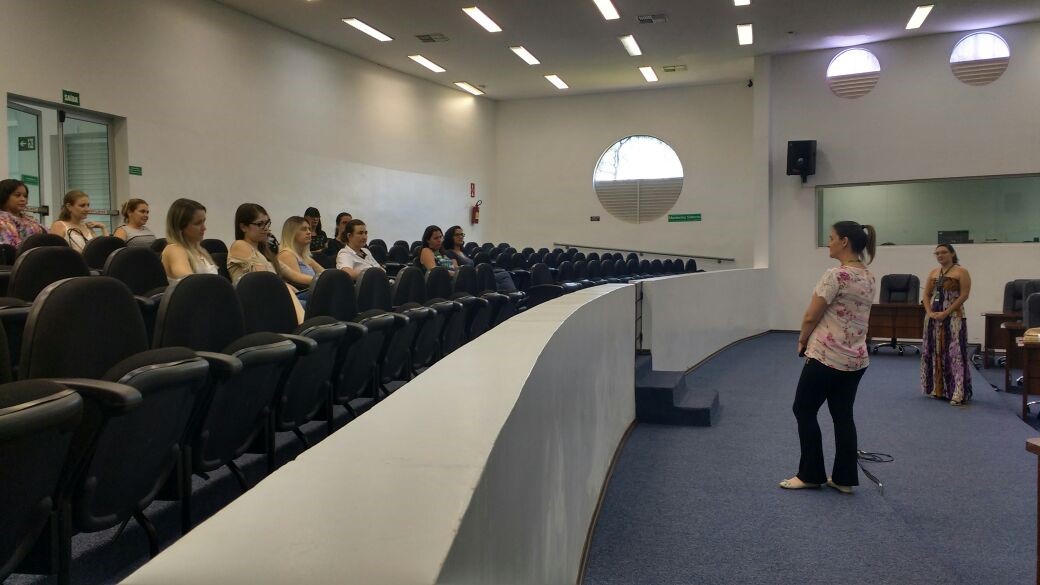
[470,183,476,198]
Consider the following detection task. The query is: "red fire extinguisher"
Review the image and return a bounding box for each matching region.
[471,199,482,225]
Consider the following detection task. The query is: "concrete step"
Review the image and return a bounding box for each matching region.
[635,359,720,427]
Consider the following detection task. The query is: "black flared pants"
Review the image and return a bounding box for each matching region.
[793,358,866,486]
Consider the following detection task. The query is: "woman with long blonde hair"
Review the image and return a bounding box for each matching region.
[277,216,325,304]
[50,190,108,251]
[161,198,218,283]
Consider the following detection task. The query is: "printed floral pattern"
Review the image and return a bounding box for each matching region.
[920,278,972,402]
[805,266,875,372]
[0,210,44,248]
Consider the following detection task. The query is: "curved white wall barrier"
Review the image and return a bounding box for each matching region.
[123,285,635,585]
[641,268,770,371]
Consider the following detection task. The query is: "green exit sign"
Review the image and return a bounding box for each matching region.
[62,90,80,106]
[17,137,36,151]
[129,165,143,176]
[668,213,702,222]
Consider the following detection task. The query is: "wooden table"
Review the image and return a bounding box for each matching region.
[1006,321,1028,393]
[1026,437,1040,585]
[1021,338,1040,419]
[984,311,1021,367]
[868,303,926,354]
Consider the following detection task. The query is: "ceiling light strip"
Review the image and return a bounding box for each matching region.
[737,23,754,46]
[454,82,485,96]
[544,74,569,89]
[510,46,541,65]
[905,5,933,29]
[342,18,393,42]
[409,55,446,73]
[462,7,502,32]
[619,35,642,56]
[592,0,620,20]
[734,0,751,6]
[639,66,658,82]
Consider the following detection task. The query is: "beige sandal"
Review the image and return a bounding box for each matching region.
[826,478,853,494]
[779,477,821,490]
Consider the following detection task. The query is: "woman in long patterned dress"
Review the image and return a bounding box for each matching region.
[921,243,972,405]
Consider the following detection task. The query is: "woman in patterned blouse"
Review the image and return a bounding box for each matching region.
[780,221,877,495]
[0,179,45,249]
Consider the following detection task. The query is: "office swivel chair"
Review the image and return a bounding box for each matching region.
[871,274,921,355]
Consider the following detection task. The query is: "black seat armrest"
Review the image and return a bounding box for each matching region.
[52,378,142,415]
[280,333,319,356]
[195,351,244,380]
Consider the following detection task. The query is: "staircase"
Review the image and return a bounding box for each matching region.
[635,354,720,426]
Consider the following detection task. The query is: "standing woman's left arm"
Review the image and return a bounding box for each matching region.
[941,268,971,318]
[797,295,829,355]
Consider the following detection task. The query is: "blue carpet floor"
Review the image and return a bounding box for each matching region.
[584,332,1037,585]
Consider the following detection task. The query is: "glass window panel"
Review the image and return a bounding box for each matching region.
[950,32,1010,63]
[63,116,113,232]
[826,48,881,77]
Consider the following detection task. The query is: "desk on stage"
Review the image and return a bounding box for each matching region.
[984,311,1021,367]
[1018,335,1040,419]
[1005,321,1028,393]
[868,303,926,354]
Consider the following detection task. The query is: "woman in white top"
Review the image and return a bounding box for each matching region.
[336,219,382,279]
[50,190,108,251]
[113,198,157,248]
[161,198,218,283]
[780,221,876,495]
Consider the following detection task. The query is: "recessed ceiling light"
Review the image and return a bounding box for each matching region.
[409,54,446,73]
[510,46,540,65]
[342,18,393,42]
[544,74,569,90]
[462,7,502,33]
[592,0,620,20]
[455,82,485,96]
[734,0,751,5]
[639,66,658,82]
[906,5,933,29]
[619,35,642,56]
[737,23,753,45]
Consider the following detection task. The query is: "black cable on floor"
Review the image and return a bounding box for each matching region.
[857,450,892,495]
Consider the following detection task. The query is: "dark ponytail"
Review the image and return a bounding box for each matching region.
[833,221,877,264]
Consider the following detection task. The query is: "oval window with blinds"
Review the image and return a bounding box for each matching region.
[950,32,1009,86]
[826,48,880,99]
[593,135,683,224]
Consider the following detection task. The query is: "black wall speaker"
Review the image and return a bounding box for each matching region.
[786,140,817,182]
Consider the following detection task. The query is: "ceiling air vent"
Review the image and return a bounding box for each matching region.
[662,65,687,73]
[415,33,449,43]
[637,13,667,24]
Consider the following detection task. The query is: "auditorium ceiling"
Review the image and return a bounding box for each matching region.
[217,0,1040,99]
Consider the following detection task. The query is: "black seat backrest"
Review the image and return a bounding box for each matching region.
[587,260,602,278]
[601,260,616,278]
[356,268,393,312]
[626,258,639,275]
[587,252,600,262]
[475,263,497,294]
[480,243,495,254]
[496,251,512,269]
[1025,292,1040,328]
[149,238,168,254]
[305,269,359,321]
[558,261,575,282]
[0,379,82,582]
[511,253,528,270]
[409,242,422,256]
[463,242,479,255]
[16,233,68,257]
[325,239,344,256]
[393,240,408,249]
[473,252,491,266]
[388,244,410,264]
[685,258,699,272]
[393,267,427,306]
[662,259,674,273]
[880,274,920,304]
[201,239,228,255]
[531,263,553,286]
[9,246,90,302]
[103,246,169,296]
[81,236,127,271]
[154,274,245,352]
[425,267,454,300]
[210,252,231,281]
[0,244,16,265]
[454,265,480,296]
[614,259,627,276]
[626,252,638,262]
[673,258,685,271]
[574,260,588,279]
[651,259,664,274]
[1006,279,1034,313]
[529,252,544,266]
[236,272,299,335]
[369,244,388,265]
[369,239,386,249]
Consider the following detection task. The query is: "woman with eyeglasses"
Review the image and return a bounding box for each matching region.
[336,219,381,280]
[442,225,473,267]
[920,243,972,406]
[229,203,304,321]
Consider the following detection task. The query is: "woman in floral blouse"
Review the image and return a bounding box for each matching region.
[0,179,45,249]
[780,221,877,495]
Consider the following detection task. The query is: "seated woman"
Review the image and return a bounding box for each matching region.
[229,203,304,322]
[335,219,382,279]
[304,207,328,253]
[161,198,218,283]
[50,190,108,251]
[419,225,458,275]
[277,216,325,305]
[0,179,45,248]
[443,225,474,267]
[113,198,156,248]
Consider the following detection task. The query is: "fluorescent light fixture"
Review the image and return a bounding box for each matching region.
[906,4,933,29]
[462,7,502,32]
[737,23,753,45]
[342,18,393,42]
[592,0,620,20]
[510,46,540,65]
[455,82,485,96]
[619,35,642,56]
[544,74,569,89]
[639,66,658,82]
[734,0,751,5]
[409,55,445,73]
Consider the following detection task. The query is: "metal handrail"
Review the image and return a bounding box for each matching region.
[552,242,735,263]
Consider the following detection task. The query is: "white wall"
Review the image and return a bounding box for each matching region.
[768,22,1040,341]
[0,0,496,245]
[492,83,756,266]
